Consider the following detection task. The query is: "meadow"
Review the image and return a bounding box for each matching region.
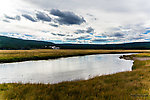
[0,49,150,63]
[0,50,150,100]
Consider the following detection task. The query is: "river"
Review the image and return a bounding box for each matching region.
[0,54,133,84]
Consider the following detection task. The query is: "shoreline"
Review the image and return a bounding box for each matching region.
[0,49,149,64]
[1,50,150,99]
[0,53,134,85]
[120,54,150,61]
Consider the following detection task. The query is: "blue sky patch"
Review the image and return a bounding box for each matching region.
[143,30,150,34]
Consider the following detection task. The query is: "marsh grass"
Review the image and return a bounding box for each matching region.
[1,62,150,100]
[0,50,150,100]
[0,49,149,63]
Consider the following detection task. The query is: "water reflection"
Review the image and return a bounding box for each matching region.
[0,54,133,84]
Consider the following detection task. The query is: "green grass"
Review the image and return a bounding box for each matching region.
[132,53,150,57]
[0,50,150,100]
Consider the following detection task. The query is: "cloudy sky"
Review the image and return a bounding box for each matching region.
[1,0,150,44]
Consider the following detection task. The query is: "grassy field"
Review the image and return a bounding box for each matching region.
[0,50,150,100]
[0,49,150,63]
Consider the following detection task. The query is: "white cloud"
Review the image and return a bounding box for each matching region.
[1,0,150,44]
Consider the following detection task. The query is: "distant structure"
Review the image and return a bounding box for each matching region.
[51,46,60,49]
[45,46,60,49]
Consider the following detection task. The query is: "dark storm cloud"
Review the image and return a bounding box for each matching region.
[92,39,107,42]
[50,9,86,25]
[66,38,76,41]
[66,35,90,40]
[74,27,94,34]
[51,33,57,35]
[105,32,124,38]
[5,15,16,20]
[130,36,144,40]
[57,33,65,36]
[5,15,21,21]
[74,30,85,34]
[36,12,51,22]
[76,35,90,40]
[51,33,65,36]
[22,14,37,22]
[86,27,94,33]
[113,33,124,37]
[50,9,64,17]
[3,20,10,23]
[49,24,59,27]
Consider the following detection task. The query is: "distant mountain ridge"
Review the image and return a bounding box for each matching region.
[56,42,150,49]
[1,35,150,50]
[0,36,54,49]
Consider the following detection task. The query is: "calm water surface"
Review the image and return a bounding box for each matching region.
[0,54,133,84]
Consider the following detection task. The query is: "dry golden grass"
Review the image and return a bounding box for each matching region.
[1,58,150,100]
[0,50,150,100]
[0,49,150,63]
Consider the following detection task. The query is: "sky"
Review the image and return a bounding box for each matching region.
[0,0,150,44]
